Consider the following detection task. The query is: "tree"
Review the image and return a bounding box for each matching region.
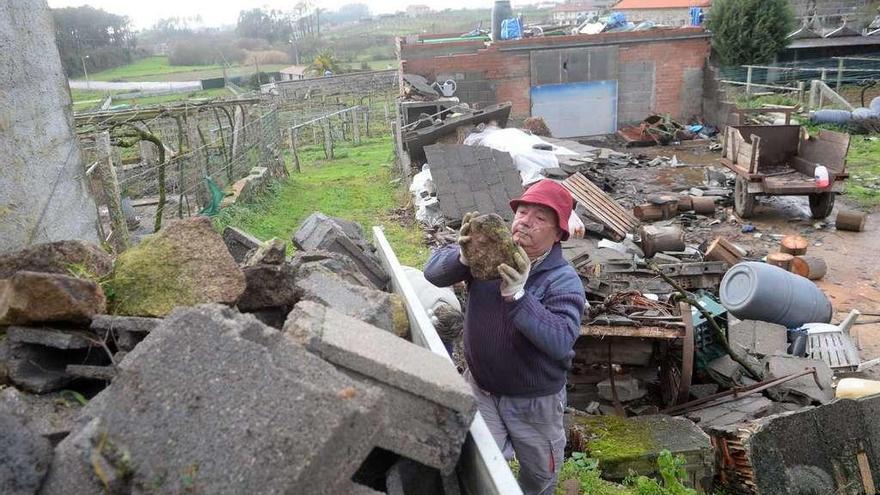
[52,6,136,77]
[236,8,293,44]
[308,51,340,75]
[707,0,796,66]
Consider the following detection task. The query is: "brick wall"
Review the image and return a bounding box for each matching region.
[400,28,711,127]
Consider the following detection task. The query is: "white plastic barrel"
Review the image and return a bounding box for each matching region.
[814,165,830,188]
[720,262,832,328]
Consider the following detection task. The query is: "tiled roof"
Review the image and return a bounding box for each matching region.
[613,0,710,9]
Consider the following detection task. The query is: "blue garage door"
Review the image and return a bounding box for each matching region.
[530,80,618,138]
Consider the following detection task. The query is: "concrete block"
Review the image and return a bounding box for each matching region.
[567,415,714,489]
[285,301,477,473]
[41,304,386,495]
[0,409,52,495]
[292,212,389,288]
[6,326,94,350]
[90,314,160,351]
[685,396,775,429]
[763,353,834,405]
[295,264,407,336]
[386,458,446,495]
[597,375,645,402]
[0,387,82,445]
[222,226,262,264]
[290,250,377,289]
[728,319,788,357]
[236,263,299,312]
[6,341,107,394]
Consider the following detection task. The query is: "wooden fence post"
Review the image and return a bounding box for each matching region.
[836,58,844,92]
[291,128,302,173]
[745,66,753,97]
[352,107,361,145]
[96,131,130,252]
[323,119,334,160]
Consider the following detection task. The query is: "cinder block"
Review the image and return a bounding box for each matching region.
[285,301,477,474]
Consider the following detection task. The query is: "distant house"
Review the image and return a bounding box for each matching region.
[279,65,308,81]
[612,0,711,26]
[406,4,431,17]
[552,2,607,23]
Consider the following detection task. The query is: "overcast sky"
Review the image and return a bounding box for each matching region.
[45,1,529,30]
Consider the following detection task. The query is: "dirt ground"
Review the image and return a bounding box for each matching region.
[592,138,880,378]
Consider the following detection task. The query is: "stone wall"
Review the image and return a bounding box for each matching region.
[0,0,99,253]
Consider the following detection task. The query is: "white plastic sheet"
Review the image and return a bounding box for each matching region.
[463,126,575,186]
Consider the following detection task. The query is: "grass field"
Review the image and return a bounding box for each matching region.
[214,135,429,268]
[82,56,289,83]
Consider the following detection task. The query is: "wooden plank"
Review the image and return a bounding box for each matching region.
[858,450,876,495]
[801,130,850,173]
[580,324,684,339]
[749,134,761,175]
[562,173,638,240]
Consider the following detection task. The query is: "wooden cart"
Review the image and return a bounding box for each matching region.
[572,302,695,407]
[720,124,850,219]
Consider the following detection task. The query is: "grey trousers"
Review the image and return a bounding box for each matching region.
[464,370,566,495]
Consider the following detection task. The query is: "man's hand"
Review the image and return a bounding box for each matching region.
[457,211,478,266]
[499,244,531,299]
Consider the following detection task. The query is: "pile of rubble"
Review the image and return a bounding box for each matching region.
[0,214,476,494]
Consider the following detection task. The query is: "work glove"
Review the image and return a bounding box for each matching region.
[457,211,478,266]
[499,244,531,299]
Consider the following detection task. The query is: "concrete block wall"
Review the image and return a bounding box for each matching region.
[400,29,711,127]
[435,71,497,110]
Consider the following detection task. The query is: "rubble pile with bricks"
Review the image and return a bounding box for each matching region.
[0,214,476,495]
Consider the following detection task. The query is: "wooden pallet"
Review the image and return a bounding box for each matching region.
[562,172,639,241]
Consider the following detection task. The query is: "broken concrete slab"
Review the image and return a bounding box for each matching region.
[460,213,519,281]
[0,271,106,325]
[291,250,377,288]
[243,237,286,266]
[567,415,714,489]
[295,264,408,337]
[6,326,94,350]
[109,217,246,317]
[236,263,299,312]
[763,353,834,405]
[222,225,262,264]
[6,341,107,394]
[292,212,389,288]
[423,144,523,224]
[0,387,83,445]
[597,375,645,402]
[711,395,880,495]
[0,240,112,279]
[729,320,788,357]
[90,314,160,351]
[285,301,476,473]
[685,396,775,429]
[0,409,52,495]
[41,304,386,495]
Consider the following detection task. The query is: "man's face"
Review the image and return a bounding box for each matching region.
[511,203,562,257]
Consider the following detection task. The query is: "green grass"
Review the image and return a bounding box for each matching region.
[843,135,880,207]
[83,56,289,83]
[112,87,233,107]
[214,135,430,268]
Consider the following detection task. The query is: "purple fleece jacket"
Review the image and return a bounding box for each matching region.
[424,242,586,397]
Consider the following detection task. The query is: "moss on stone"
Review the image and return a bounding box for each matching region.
[389,294,410,339]
[107,236,197,317]
[571,416,655,465]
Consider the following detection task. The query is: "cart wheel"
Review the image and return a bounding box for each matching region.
[660,303,695,407]
[734,176,756,218]
[809,192,835,219]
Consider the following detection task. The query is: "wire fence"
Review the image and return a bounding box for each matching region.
[76,101,284,246]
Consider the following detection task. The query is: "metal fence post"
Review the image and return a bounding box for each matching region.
[745,66,753,97]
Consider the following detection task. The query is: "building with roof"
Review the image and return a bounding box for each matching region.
[279,65,308,81]
[406,5,432,17]
[552,2,612,23]
[612,0,711,26]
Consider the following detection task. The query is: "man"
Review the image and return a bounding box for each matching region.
[424,179,586,495]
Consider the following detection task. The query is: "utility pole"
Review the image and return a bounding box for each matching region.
[81,54,90,90]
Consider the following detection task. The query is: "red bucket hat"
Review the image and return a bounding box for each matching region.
[509,179,574,241]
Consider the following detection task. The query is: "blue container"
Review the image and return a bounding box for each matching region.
[720,262,832,327]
